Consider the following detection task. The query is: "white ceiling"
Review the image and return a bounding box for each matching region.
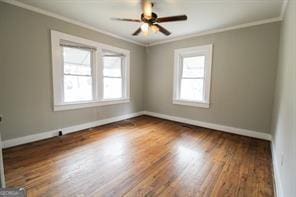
[16,0,284,45]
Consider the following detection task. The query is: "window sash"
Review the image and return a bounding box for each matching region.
[179,77,206,101]
[64,73,92,77]
[181,56,205,79]
[181,77,204,80]
[102,55,125,100]
[103,76,122,79]
[61,46,96,104]
[102,61,124,99]
[63,75,93,103]
[180,78,204,102]
[103,77,123,99]
[103,56,123,78]
[179,55,206,102]
[60,39,97,51]
[180,56,205,78]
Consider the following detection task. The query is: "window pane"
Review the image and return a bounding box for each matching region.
[64,64,91,75]
[64,75,93,102]
[182,56,205,78]
[103,78,122,99]
[63,47,91,75]
[103,56,122,77]
[180,79,204,101]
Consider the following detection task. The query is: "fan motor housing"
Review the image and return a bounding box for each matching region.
[141,12,158,24]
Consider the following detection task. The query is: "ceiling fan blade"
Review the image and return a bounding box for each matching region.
[142,0,152,19]
[111,18,141,22]
[154,24,171,36]
[156,15,187,23]
[132,28,141,36]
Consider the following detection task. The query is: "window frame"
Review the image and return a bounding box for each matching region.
[51,30,130,111]
[173,44,213,108]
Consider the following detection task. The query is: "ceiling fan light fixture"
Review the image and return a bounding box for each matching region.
[143,30,149,36]
[151,25,159,33]
[111,1,187,36]
[141,22,149,33]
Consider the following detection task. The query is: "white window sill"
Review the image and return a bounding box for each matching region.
[54,98,130,111]
[173,99,210,108]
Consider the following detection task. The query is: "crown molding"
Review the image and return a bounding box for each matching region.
[1,0,286,48]
[147,17,282,46]
[0,0,146,46]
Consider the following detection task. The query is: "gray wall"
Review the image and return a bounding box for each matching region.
[144,22,280,134]
[0,1,282,142]
[0,1,294,195]
[0,2,146,140]
[271,1,296,196]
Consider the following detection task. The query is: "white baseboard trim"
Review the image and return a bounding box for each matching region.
[2,111,145,148]
[2,129,60,149]
[271,140,283,197]
[143,111,272,141]
[3,110,272,148]
[61,111,144,135]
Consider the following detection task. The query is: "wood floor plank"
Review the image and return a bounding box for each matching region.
[3,116,274,197]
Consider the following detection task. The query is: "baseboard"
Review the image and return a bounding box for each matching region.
[143,111,272,141]
[2,129,61,149]
[2,111,145,148]
[271,140,283,197]
[61,111,144,135]
[3,110,272,148]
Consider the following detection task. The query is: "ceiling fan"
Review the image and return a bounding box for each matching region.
[111,0,187,36]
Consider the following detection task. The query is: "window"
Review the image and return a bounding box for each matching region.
[102,51,123,99]
[173,44,213,108]
[63,46,93,102]
[51,30,130,111]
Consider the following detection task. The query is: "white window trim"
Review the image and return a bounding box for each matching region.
[51,30,130,111]
[173,44,213,108]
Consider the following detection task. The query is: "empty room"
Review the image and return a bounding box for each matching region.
[0,0,295,196]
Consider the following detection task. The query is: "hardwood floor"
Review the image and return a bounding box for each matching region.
[3,116,274,197]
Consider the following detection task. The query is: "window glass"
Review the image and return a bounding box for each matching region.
[180,79,204,101]
[103,56,122,77]
[64,75,93,102]
[182,56,205,78]
[63,47,91,75]
[103,78,122,99]
[180,55,205,101]
[63,47,93,102]
[103,54,123,99]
